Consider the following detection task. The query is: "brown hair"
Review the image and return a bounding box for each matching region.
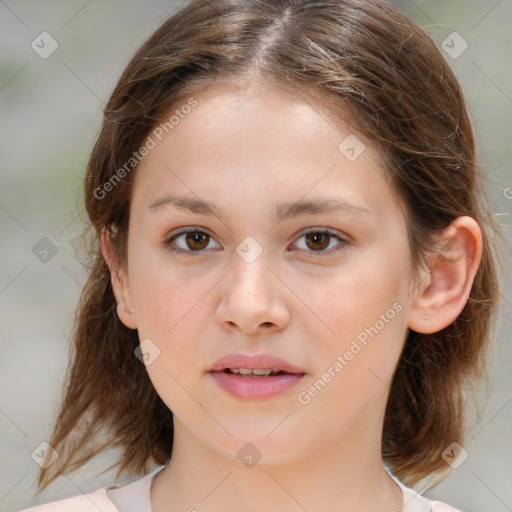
[37,0,502,493]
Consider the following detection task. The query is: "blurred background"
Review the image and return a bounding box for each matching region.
[0,1,511,511]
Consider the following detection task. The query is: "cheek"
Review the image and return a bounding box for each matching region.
[131,260,212,413]
[128,251,216,393]
[302,247,409,395]
[129,246,209,338]
[309,252,407,340]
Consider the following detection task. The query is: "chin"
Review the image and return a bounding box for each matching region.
[207,423,305,466]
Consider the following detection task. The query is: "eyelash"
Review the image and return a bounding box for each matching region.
[162,226,349,257]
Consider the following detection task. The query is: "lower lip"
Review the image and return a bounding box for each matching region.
[209,371,305,400]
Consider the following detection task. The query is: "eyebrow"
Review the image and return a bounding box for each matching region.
[148,193,372,222]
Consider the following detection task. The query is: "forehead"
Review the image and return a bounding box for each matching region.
[131,79,402,221]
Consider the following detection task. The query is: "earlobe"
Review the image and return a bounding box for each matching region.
[100,228,138,330]
[407,216,482,334]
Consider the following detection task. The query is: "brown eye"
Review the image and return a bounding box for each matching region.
[164,228,220,255]
[304,232,331,251]
[184,231,210,250]
[292,229,349,256]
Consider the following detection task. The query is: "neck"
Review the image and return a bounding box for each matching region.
[150,418,402,512]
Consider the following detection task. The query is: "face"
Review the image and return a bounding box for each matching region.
[114,79,421,464]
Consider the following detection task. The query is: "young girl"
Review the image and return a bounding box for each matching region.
[21,0,502,510]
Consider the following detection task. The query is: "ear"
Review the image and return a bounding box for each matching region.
[100,228,137,330]
[407,216,483,334]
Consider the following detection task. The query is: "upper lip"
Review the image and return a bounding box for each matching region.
[208,353,306,374]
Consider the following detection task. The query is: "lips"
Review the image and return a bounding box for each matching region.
[208,353,306,375]
[208,353,306,400]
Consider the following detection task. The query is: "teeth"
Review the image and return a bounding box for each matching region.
[228,368,276,376]
[252,369,273,376]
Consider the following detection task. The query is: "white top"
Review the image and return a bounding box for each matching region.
[19,465,464,511]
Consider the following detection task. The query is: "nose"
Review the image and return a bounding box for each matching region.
[215,252,290,335]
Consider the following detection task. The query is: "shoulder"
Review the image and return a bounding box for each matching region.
[18,488,120,512]
[431,500,466,512]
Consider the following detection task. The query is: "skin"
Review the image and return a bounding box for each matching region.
[102,79,482,512]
